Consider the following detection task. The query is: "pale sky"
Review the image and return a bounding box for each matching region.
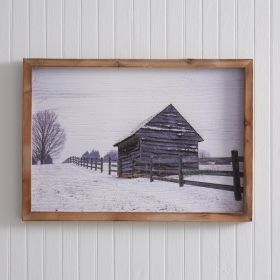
[32,67,244,162]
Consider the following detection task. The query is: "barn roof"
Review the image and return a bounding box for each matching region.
[113,104,204,146]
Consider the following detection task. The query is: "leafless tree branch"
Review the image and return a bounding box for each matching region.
[32,110,66,164]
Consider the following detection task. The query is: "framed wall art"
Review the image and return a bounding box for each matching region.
[22,59,253,221]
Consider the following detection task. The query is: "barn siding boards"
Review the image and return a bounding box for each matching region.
[115,104,202,177]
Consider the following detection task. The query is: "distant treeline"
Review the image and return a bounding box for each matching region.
[81,149,118,162]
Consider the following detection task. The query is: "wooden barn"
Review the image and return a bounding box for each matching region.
[114,104,203,178]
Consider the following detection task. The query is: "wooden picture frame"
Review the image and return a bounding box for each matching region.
[22,59,253,222]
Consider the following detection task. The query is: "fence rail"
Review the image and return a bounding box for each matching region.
[64,150,244,201]
[64,156,117,175]
[130,150,243,201]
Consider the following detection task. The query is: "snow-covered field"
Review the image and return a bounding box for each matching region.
[32,163,243,213]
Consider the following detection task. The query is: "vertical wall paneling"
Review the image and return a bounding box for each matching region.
[202,0,219,58]
[78,223,97,280]
[219,1,236,280]
[185,0,202,58]
[237,0,254,58]
[0,0,10,279]
[254,0,271,279]
[115,0,131,58]
[27,1,46,279]
[114,2,132,279]
[81,0,98,58]
[79,1,99,279]
[45,2,63,280]
[219,0,235,58]
[271,0,280,279]
[166,223,184,280]
[46,0,63,57]
[29,0,46,57]
[62,1,80,279]
[150,0,166,58]
[63,0,81,57]
[131,223,149,280]
[45,225,63,280]
[97,222,114,280]
[1,1,279,280]
[133,0,150,58]
[184,223,200,279]
[184,3,202,279]
[236,1,254,279]
[0,209,9,279]
[166,3,185,278]
[200,224,219,280]
[131,2,150,279]
[98,0,114,58]
[149,223,165,280]
[0,0,10,61]
[201,1,219,280]
[27,225,44,280]
[62,223,79,280]
[114,222,131,280]
[149,2,166,278]
[97,1,115,279]
[166,0,184,58]
[10,0,29,280]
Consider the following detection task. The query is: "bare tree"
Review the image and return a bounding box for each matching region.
[32,110,66,164]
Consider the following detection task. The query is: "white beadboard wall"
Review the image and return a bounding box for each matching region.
[0,0,279,279]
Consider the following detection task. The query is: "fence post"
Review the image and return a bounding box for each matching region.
[108,157,111,175]
[117,158,122,177]
[150,156,153,182]
[100,157,103,173]
[178,155,183,187]
[95,158,97,171]
[231,150,242,201]
[91,158,93,170]
[86,158,89,168]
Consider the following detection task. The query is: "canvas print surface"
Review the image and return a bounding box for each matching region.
[31,67,244,213]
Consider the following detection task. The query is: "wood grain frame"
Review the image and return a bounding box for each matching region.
[22,59,253,222]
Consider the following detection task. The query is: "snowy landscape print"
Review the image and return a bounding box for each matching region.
[31,67,245,213]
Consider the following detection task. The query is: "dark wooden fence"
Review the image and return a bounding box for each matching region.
[64,156,118,175]
[64,150,243,201]
[130,150,243,201]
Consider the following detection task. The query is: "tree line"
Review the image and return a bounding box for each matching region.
[81,149,118,162]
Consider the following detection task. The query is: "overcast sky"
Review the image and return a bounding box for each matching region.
[33,67,244,162]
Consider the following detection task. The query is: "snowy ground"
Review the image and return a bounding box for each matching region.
[32,163,243,213]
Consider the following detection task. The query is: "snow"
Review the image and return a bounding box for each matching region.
[32,163,243,213]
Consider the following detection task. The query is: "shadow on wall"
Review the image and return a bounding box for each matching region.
[0,61,24,223]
